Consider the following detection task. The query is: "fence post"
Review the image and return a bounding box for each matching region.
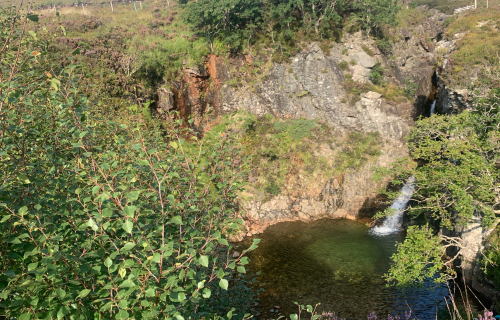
[133,2,137,11]
[139,1,142,9]
[110,1,113,12]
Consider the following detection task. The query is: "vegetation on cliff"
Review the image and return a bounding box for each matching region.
[382,85,500,287]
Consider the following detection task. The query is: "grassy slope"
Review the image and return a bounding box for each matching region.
[195,112,382,203]
[439,8,500,88]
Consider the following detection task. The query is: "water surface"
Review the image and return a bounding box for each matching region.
[236,219,454,319]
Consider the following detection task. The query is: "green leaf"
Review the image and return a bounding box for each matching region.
[219,278,228,290]
[170,141,178,149]
[199,255,209,267]
[56,288,66,299]
[152,252,161,263]
[27,263,38,271]
[27,14,39,22]
[290,315,298,320]
[123,206,137,218]
[57,306,69,320]
[18,206,28,214]
[28,30,37,40]
[123,220,133,234]
[202,288,211,298]
[17,174,30,184]
[218,238,229,246]
[104,257,113,267]
[168,216,183,225]
[237,266,246,274]
[50,78,61,90]
[122,242,136,251]
[175,315,185,320]
[19,313,31,320]
[78,289,91,299]
[115,310,129,319]
[307,305,313,312]
[0,215,10,223]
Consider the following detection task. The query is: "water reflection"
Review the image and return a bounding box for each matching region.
[236,219,455,319]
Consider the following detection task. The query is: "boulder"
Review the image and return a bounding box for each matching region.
[351,52,377,68]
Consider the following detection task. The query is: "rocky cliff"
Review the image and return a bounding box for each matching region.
[154,7,449,231]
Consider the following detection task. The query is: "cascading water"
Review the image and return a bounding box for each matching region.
[430,99,437,115]
[370,176,416,235]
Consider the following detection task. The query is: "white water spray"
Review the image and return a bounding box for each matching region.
[430,99,437,115]
[370,176,416,235]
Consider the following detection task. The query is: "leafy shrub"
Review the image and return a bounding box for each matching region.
[264,180,281,196]
[376,38,392,55]
[0,10,258,319]
[369,62,384,85]
[484,226,500,289]
[403,77,418,99]
[339,61,349,71]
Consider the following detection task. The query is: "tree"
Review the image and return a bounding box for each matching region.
[0,6,258,319]
[183,0,263,52]
[351,0,400,35]
[381,90,500,286]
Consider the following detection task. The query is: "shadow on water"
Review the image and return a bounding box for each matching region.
[236,219,471,320]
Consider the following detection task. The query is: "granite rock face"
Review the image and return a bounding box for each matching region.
[219,42,412,142]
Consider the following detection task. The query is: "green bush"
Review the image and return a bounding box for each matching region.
[484,226,500,289]
[376,38,393,55]
[0,9,258,319]
[403,77,419,99]
[339,60,349,71]
[369,61,385,85]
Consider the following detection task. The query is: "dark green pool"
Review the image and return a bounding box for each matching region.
[236,219,459,319]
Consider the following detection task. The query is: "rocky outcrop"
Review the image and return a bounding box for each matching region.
[241,142,408,235]
[219,42,412,142]
[441,220,500,308]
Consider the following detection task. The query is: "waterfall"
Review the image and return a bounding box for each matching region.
[430,99,437,115]
[370,176,416,235]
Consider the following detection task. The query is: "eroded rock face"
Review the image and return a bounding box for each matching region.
[220,43,412,142]
[242,143,408,235]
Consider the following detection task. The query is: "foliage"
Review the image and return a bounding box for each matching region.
[200,112,382,201]
[375,38,392,55]
[403,78,418,99]
[369,62,384,85]
[0,7,259,319]
[483,225,500,289]
[338,61,349,71]
[183,0,400,52]
[335,132,382,170]
[381,89,500,286]
[385,226,452,286]
[342,76,406,105]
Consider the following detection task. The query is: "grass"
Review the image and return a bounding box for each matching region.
[342,76,407,105]
[197,111,382,202]
[441,9,500,88]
